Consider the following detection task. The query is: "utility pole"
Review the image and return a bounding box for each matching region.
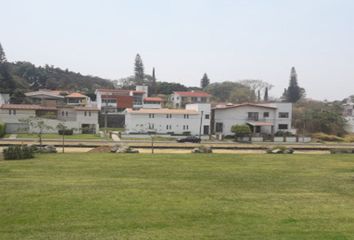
[151,135,154,154]
[104,101,108,137]
[199,110,204,139]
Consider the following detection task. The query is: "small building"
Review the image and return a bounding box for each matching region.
[65,92,90,106]
[343,97,354,133]
[124,103,211,135]
[0,93,10,105]
[170,91,211,108]
[212,102,293,136]
[143,97,164,109]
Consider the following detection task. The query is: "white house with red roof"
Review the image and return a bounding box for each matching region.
[213,102,293,136]
[170,91,211,108]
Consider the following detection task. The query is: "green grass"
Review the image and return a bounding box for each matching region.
[1,153,354,239]
[14,133,103,140]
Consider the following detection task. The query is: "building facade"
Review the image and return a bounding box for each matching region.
[170,91,211,108]
[212,103,293,136]
[124,104,211,135]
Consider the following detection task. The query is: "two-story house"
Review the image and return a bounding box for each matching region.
[212,102,293,136]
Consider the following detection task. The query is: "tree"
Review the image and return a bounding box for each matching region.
[231,124,252,141]
[57,122,76,153]
[200,73,210,89]
[0,42,6,63]
[155,82,188,95]
[150,67,157,96]
[257,90,261,102]
[205,81,255,103]
[20,117,53,148]
[0,43,16,94]
[264,87,269,102]
[286,67,304,103]
[134,54,145,85]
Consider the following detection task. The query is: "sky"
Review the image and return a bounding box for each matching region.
[1,0,354,100]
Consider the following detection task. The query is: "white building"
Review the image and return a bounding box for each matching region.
[0,93,10,105]
[124,103,211,135]
[142,97,163,109]
[213,102,293,136]
[170,91,211,108]
[0,104,99,134]
[343,97,354,133]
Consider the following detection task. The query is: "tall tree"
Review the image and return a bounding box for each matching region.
[0,42,6,63]
[134,54,145,85]
[0,43,16,93]
[286,67,304,103]
[150,67,156,96]
[264,87,269,102]
[257,90,261,102]
[200,73,210,89]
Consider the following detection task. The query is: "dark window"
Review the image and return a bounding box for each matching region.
[263,112,269,118]
[279,112,289,118]
[84,111,87,116]
[248,112,259,121]
[278,124,288,130]
[205,114,210,119]
[66,112,68,117]
[216,122,223,132]
[149,114,155,118]
[89,111,91,117]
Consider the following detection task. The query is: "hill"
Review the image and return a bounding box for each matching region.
[6,61,114,93]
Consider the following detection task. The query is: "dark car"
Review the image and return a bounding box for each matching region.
[176,136,201,143]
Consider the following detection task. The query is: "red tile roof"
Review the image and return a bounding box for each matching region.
[144,97,164,102]
[174,91,210,97]
[125,108,199,115]
[0,104,57,110]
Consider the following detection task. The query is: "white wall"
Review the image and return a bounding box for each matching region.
[186,103,211,134]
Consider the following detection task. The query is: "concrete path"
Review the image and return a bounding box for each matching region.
[8,134,17,139]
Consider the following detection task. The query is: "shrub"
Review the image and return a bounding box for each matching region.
[0,123,6,138]
[231,124,251,137]
[330,149,354,154]
[182,131,191,136]
[3,145,34,160]
[58,129,73,135]
[312,132,344,142]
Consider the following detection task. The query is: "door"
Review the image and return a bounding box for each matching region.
[203,125,209,135]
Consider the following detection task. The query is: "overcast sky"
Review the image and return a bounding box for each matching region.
[1,0,354,100]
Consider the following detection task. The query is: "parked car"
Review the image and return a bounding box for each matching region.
[177,136,201,143]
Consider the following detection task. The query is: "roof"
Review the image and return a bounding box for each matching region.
[213,103,277,110]
[247,121,273,127]
[125,108,199,115]
[96,89,130,95]
[74,106,100,111]
[25,90,64,99]
[0,104,57,111]
[144,97,164,102]
[65,92,88,98]
[173,91,210,97]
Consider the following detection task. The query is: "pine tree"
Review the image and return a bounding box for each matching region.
[257,90,261,102]
[286,67,303,103]
[264,87,269,102]
[0,43,16,93]
[200,73,210,89]
[150,67,156,96]
[134,54,145,85]
[0,42,6,63]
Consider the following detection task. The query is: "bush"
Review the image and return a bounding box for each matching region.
[231,124,251,137]
[312,132,344,142]
[3,145,34,160]
[330,149,354,154]
[274,131,294,137]
[0,123,6,138]
[58,129,73,135]
[182,131,191,136]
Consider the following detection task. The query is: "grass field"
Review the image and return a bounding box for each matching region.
[1,153,354,239]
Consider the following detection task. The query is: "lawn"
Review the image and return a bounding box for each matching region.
[1,153,354,239]
[14,133,103,140]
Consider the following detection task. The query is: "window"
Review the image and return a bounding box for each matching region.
[279,112,289,118]
[9,109,16,115]
[191,97,197,102]
[216,122,223,133]
[278,124,288,130]
[149,123,154,129]
[66,112,68,117]
[62,111,64,116]
[183,125,189,130]
[84,111,87,116]
[263,112,269,118]
[166,125,172,130]
[149,114,155,118]
[89,111,91,117]
[205,114,210,119]
[166,114,172,118]
[184,114,189,119]
[248,112,259,121]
